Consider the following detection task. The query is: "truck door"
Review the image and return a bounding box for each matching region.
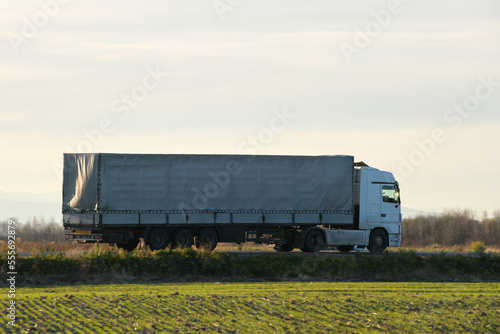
[367,182,381,225]
[381,184,400,223]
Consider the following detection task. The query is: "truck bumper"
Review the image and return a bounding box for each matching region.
[65,225,103,242]
[388,224,402,247]
[66,231,103,242]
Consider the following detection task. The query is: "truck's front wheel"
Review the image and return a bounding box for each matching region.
[368,229,388,254]
[147,228,169,250]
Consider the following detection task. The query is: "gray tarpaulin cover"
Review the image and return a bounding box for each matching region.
[63,154,353,213]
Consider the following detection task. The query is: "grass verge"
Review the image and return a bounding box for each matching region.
[1,249,499,283]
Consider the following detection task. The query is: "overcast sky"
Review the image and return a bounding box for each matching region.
[1,0,499,216]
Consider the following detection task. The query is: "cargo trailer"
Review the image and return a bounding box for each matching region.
[63,153,401,253]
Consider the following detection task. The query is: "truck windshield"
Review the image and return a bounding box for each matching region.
[382,185,400,204]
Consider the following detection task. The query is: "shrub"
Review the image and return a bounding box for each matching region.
[471,241,487,253]
[2,250,500,282]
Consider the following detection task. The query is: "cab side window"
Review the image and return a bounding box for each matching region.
[382,185,399,203]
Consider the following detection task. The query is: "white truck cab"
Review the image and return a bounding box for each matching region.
[323,166,401,252]
[357,166,401,249]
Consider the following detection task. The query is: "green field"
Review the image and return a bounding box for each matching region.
[2,282,499,333]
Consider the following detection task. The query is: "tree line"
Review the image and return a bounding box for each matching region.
[402,209,500,248]
[0,217,66,243]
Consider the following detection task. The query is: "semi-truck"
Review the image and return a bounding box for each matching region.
[63,153,401,253]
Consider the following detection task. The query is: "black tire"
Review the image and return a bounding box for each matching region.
[368,229,388,254]
[275,243,294,252]
[196,228,218,251]
[116,239,139,252]
[174,229,193,249]
[336,245,355,253]
[302,229,325,253]
[146,228,169,250]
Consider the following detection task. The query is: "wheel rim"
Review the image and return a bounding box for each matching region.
[197,229,217,250]
[178,234,188,245]
[175,230,193,248]
[202,234,213,244]
[152,233,165,246]
[147,228,168,250]
[306,230,324,252]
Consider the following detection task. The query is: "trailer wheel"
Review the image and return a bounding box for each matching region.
[147,228,169,250]
[336,245,354,253]
[368,229,388,254]
[302,229,325,253]
[174,229,193,249]
[116,239,139,252]
[196,228,218,251]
